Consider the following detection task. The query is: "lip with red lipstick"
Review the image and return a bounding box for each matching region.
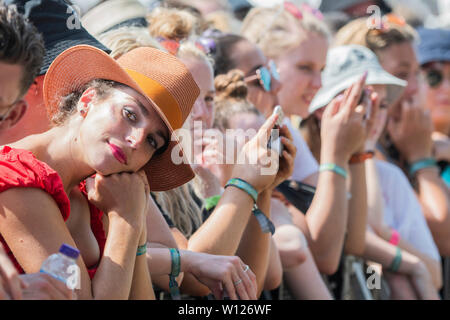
[109,142,127,165]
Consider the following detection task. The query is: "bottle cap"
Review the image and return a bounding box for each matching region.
[59,243,80,259]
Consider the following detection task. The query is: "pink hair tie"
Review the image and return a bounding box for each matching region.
[389,228,400,246]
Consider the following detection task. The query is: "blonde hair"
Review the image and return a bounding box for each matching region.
[333,17,418,54]
[97,26,164,59]
[147,6,214,72]
[213,69,261,131]
[152,183,203,238]
[241,5,331,59]
[299,115,321,162]
[148,6,199,41]
[204,10,241,34]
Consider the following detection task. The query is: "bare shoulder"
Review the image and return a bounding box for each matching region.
[0,187,64,220]
[0,187,76,273]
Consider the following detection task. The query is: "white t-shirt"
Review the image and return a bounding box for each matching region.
[375,160,440,261]
[283,118,319,182]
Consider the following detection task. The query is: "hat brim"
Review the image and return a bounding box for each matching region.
[40,34,110,76]
[309,69,407,114]
[44,45,194,191]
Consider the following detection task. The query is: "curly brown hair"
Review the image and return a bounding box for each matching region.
[0,3,44,97]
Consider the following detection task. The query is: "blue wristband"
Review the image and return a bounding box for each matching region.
[136,243,147,256]
[319,163,348,179]
[224,178,258,203]
[224,178,275,235]
[169,248,181,300]
[409,158,437,176]
[388,247,402,272]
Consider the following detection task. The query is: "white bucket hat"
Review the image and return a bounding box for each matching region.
[309,44,407,114]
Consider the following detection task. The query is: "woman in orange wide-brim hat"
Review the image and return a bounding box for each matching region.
[0,45,199,299]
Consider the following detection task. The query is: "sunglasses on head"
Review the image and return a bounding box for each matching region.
[368,13,406,34]
[156,37,212,56]
[284,2,323,21]
[244,60,280,92]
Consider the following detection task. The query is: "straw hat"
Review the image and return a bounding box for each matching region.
[44,45,200,191]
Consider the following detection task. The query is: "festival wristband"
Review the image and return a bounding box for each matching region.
[409,158,438,176]
[224,178,258,202]
[319,163,348,179]
[252,204,275,235]
[349,151,374,164]
[389,228,400,246]
[225,178,275,235]
[136,243,147,256]
[169,248,181,300]
[388,247,402,273]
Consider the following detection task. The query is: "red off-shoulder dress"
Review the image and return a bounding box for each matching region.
[0,146,106,279]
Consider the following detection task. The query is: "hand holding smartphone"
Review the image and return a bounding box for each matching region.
[267,105,284,156]
[358,88,373,121]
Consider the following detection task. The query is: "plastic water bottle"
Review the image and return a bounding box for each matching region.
[40,243,81,291]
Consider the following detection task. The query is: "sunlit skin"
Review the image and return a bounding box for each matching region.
[75,86,170,178]
[0,62,27,134]
[376,42,420,121]
[0,82,170,300]
[421,62,450,135]
[0,74,51,145]
[230,40,282,117]
[275,31,328,119]
[10,85,169,192]
[213,112,266,186]
[181,56,215,132]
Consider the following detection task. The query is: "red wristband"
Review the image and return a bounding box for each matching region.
[389,228,400,246]
[349,151,374,164]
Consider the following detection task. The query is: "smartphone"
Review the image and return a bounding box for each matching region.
[267,105,284,156]
[358,88,372,120]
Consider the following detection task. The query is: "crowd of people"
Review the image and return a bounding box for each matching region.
[0,0,449,300]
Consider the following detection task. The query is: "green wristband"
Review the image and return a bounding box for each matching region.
[169,248,181,300]
[389,247,402,272]
[136,243,147,256]
[224,178,258,203]
[319,163,348,179]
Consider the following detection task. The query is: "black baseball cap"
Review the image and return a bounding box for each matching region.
[12,0,110,75]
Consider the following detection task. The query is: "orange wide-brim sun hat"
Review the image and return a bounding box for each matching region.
[43,45,200,191]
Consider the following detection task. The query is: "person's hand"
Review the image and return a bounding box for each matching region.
[183,251,257,300]
[19,273,74,300]
[409,262,440,300]
[194,128,236,189]
[387,99,434,163]
[432,131,450,162]
[85,171,149,230]
[320,73,369,164]
[230,113,280,192]
[0,244,25,300]
[264,125,296,191]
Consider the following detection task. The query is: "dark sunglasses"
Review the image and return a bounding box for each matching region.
[425,69,447,88]
[244,60,280,92]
